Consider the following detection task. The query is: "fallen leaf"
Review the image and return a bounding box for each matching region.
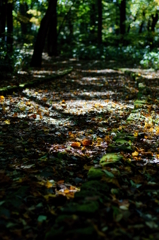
[45,180,53,188]
[0,95,5,102]
[81,139,92,146]
[132,151,139,157]
[4,119,10,125]
[71,142,81,148]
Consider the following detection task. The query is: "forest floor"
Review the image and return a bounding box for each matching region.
[0,56,159,240]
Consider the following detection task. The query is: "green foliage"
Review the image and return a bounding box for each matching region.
[0,40,32,76]
[0,40,13,76]
[1,0,159,70]
[13,44,32,73]
[140,50,159,70]
[60,42,145,63]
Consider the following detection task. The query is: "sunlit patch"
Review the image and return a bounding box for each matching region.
[81,69,118,73]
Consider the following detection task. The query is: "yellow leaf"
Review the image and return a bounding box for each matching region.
[132,151,139,157]
[94,103,100,108]
[96,137,102,143]
[4,119,10,124]
[0,96,5,102]
[134,131,138,137]
[81,146,85,151]
[45,180,53,188]
[2,106,6,111]
[44,194,56,201]
[26,101,31,106]
[156,127,159,135]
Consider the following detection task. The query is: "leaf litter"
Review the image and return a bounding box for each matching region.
[0,58,159,239]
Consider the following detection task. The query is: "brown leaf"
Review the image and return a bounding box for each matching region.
[71,142,81,148]
[81,139,92,146]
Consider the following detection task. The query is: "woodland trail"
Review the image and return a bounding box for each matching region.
[0,57,159,240]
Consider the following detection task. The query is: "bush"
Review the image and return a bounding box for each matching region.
[0,41,32,76]
[140,50,159,70]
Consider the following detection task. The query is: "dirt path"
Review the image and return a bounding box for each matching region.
[0,57,159,240]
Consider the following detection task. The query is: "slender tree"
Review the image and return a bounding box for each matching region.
[97,0,102,44]
[7,0,13,53]
[139,10,145,33]
[90,1,96,35]
[30,0,57,67]
[0,0,6,39]
[151,12,158,32]
[120,0,126,35]
[47,0,57,56]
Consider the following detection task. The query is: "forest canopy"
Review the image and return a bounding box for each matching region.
[0,0,159,69]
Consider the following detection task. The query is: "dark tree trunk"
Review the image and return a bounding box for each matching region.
[0,0,6,39]
[47,0,57,56]
[120,0,126,35]
[30,0,57,67]
[151,13,158,32]
[7,1,13,53]
[115,2,119,35]
[97,0,102,44]
[19,3,29,35]
[68,16,73,38]
[138,11,145,33]
[147,19,151,32]
[90,3,96,35]
[139,22,144,33]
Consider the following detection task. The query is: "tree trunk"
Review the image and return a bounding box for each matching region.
[47,0,57,56]
[151,13,158,32]
[0,0,6,39]
[7,1,13,53]
[97,0,102,44]
[120,0,126,35]
[30,0,57,67]
[19,3,30,36]
[138,11,145,33]
[90,3,96,35]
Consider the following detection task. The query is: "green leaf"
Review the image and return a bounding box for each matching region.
[100,153,122,166]
[87,167,104,179]
[145,221,158,229]
[37,215,47,222]
[130,180,142,189]
[103,169,114,178]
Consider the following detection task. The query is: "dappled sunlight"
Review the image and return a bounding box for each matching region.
[81,69,118,73]
[1,60,159,240]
